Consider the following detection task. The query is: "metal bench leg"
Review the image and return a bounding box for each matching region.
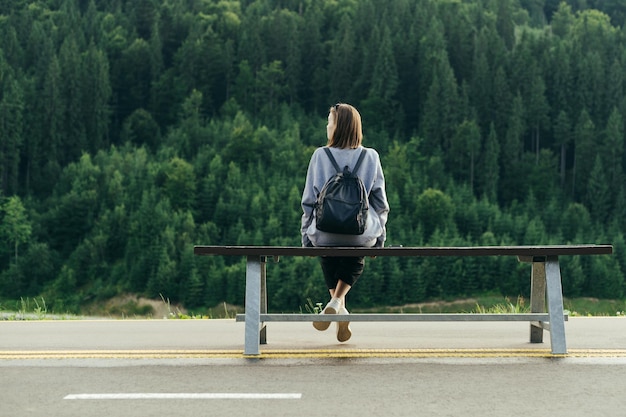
[546,256,567,354]
[530,260,546,344]
[244,256,262,355]
[260,257,267,345]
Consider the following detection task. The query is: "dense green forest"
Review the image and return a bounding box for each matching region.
[0,0,624,314]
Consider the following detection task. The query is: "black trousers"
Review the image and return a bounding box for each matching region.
[319,256,365,289]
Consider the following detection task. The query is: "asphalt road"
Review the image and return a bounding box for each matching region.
[1,319,626,417]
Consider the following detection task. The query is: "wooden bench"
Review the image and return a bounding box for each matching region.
[193,245,613,355]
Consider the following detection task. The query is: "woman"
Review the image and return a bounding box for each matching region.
[301,103,389,342]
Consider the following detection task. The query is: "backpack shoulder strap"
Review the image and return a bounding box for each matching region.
[352,148,367,175]
[324,147,367,174]
[323,147,342,172]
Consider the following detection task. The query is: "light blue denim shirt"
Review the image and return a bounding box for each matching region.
[301,146,389,247]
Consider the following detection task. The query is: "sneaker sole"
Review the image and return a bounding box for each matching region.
[312,306,338,331]
[337,321,351,342]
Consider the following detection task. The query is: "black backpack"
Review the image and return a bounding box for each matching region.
[315,148,368,235]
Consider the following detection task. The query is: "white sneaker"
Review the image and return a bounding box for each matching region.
[336,305,352,342]
[313,298,342,331]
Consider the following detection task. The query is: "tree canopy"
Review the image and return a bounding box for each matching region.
[0,0,623,313]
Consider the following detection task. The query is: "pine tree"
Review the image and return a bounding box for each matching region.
[480,123,500,202]
[0,196,32,265]
[369,25,399,103]
[59,35,87,165]
[526,70,550,164]
[551,2,575,38]
[548,42,573,123]
[601,107,624,195]
[421,50,459,156]
[491,66,512,138]
[553,111,571,189]
[82,42,112,154]
[499,93,526,204]
[572,109,596,200]
[496,0,516,50]
[0,72,24,195]
[161,157,197,212]
[450,119,481,192]
[585,155,610,223]
[470,42,491,133]
[606,59,623,119]
[362,25,401,133]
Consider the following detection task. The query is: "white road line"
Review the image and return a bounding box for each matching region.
[64,393,302,400]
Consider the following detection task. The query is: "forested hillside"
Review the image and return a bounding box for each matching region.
[0,0,624,313]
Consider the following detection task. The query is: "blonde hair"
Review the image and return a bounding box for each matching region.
[327,103,363,149]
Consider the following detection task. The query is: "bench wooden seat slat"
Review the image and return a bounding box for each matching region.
[194,244,612,257]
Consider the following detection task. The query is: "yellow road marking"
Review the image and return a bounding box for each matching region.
[2,348,626,359]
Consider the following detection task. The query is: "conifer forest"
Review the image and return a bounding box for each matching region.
[0,0,624,313]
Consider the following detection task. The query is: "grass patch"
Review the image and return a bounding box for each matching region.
[472,296,528,314]
[302,298,324,314]
[159,295,241,319]
[4,294,625,320]
[563,298,626,317]
[0,297,76,320]
[353,294,626,316]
